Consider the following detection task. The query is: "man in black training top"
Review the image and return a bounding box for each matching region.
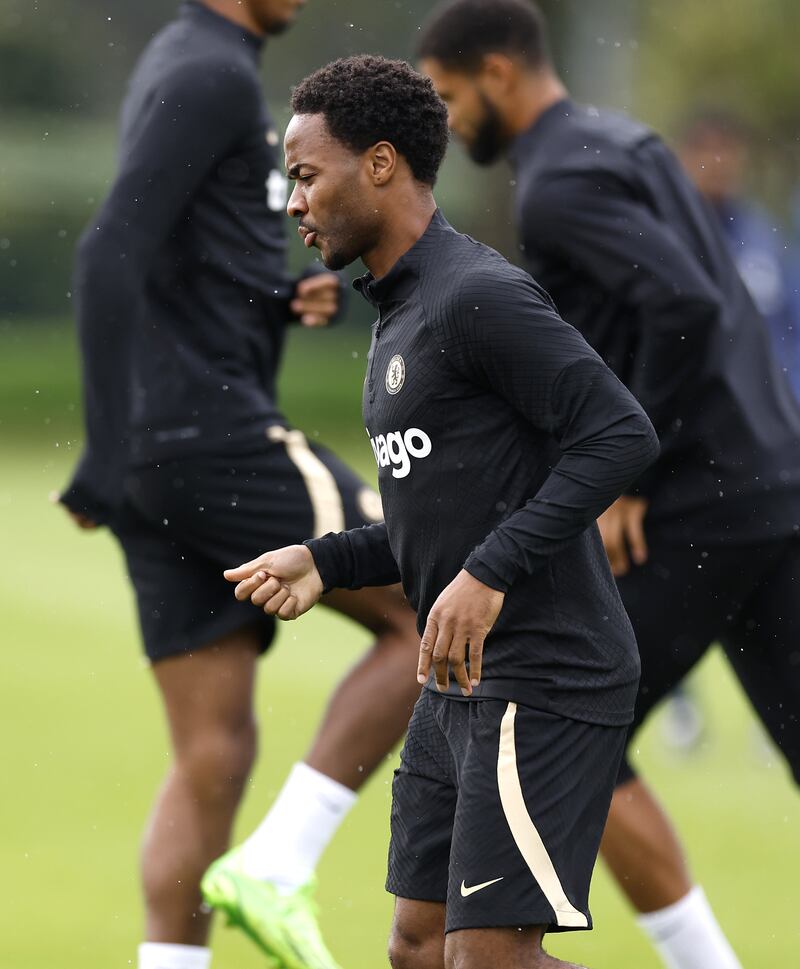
[418,2,800,968]
[56,4,424,969]
[225,54,659,969]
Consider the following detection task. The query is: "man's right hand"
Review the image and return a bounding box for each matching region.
[224,544,324,620]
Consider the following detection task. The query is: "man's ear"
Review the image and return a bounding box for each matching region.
[367,141,397,186]
[478,52,517,97]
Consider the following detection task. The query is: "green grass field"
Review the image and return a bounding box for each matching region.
[1,321,798,968]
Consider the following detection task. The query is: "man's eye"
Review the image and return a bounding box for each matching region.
[298,173,314,182]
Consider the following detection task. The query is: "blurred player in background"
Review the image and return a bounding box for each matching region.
[418,2,800,969]
[57,3,422,969]
[678,109,800,400]
[226,52,659,969]
[665,109,800,755]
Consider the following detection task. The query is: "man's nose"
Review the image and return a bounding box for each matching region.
[287,183,306,218]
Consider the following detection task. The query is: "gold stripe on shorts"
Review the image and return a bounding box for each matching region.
[267,426,345,538]
[497,701,589,928]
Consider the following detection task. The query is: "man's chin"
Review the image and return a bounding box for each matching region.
[320,246,352,272]
[321,253,345,271]
[263,17,294,36]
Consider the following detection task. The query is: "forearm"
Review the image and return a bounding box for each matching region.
[305,522,401,591]
[63,225,143,519]
[467,363,659,590]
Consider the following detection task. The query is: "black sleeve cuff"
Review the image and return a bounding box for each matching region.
[463,553,513,594]
[303,535,348,593]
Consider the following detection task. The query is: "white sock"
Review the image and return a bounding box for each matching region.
[637,886,743,969]
[138,943,211,969]
[240,761,357,891]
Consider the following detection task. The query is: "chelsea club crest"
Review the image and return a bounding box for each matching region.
[385,354,405,395]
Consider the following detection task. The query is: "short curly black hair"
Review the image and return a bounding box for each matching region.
[291,55,449,186]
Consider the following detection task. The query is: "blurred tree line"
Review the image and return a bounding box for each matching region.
[2,0,799,321]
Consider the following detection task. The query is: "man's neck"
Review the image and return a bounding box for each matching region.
[505,71,569,139]
[363,197,438,280]
[199,0,265,37]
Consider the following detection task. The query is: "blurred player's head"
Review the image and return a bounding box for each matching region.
[678,111,749,204]
[203,0,306,36]
[417,0,557,165]
[285,55,449,270]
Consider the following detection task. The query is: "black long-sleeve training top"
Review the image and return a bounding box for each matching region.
[307,212,659,726]
[62,1,300,523]
[512,99,800,542]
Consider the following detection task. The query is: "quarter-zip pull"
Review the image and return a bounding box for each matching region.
[367,307,384,402]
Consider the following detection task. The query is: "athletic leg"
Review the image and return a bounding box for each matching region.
[721,536,800,785]
[601,539,756,968]
[602,777,692,912]
[446,926,588,969]
[193,438,422,889]
[134,441,421,963]
[143,628,260,944]
[305,585,421,786]
[232,584,421,892]
[388,899,446,969]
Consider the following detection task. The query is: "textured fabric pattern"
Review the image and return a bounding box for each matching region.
[387,690,626,933]
[309,211,658,725]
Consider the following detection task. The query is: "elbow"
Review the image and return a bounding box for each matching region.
[639,417,660,469]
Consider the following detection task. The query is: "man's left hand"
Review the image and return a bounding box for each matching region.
[417,570,505,695]
[290,273,340,327]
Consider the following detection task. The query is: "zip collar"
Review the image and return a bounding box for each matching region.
[354,209,449,308]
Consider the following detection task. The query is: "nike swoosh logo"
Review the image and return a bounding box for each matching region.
[460,876,504,897]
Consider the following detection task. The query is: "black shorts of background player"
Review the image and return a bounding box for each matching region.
[227,55,659,969]
[418,3,800,968]
[56,4,421,968]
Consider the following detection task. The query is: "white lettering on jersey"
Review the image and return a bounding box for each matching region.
[368,427,432,479]
[266,169,288,212]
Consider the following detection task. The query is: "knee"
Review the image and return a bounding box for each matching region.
[388,921,442,969]
[177,717,258,804]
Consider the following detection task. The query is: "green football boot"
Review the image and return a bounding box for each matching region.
[201,847,343,969]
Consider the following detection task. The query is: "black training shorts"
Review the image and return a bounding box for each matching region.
[616,534,800,786]
[112,425,383,662]
[387,689,626,934]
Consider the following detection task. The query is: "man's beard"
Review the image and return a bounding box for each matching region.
[467,94,507,166]
[263,18,292,36]
[322,211,381,272]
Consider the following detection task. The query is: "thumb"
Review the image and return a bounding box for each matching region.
[223,555,273,583]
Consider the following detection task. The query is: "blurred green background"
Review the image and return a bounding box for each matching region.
[2,1,800,967]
